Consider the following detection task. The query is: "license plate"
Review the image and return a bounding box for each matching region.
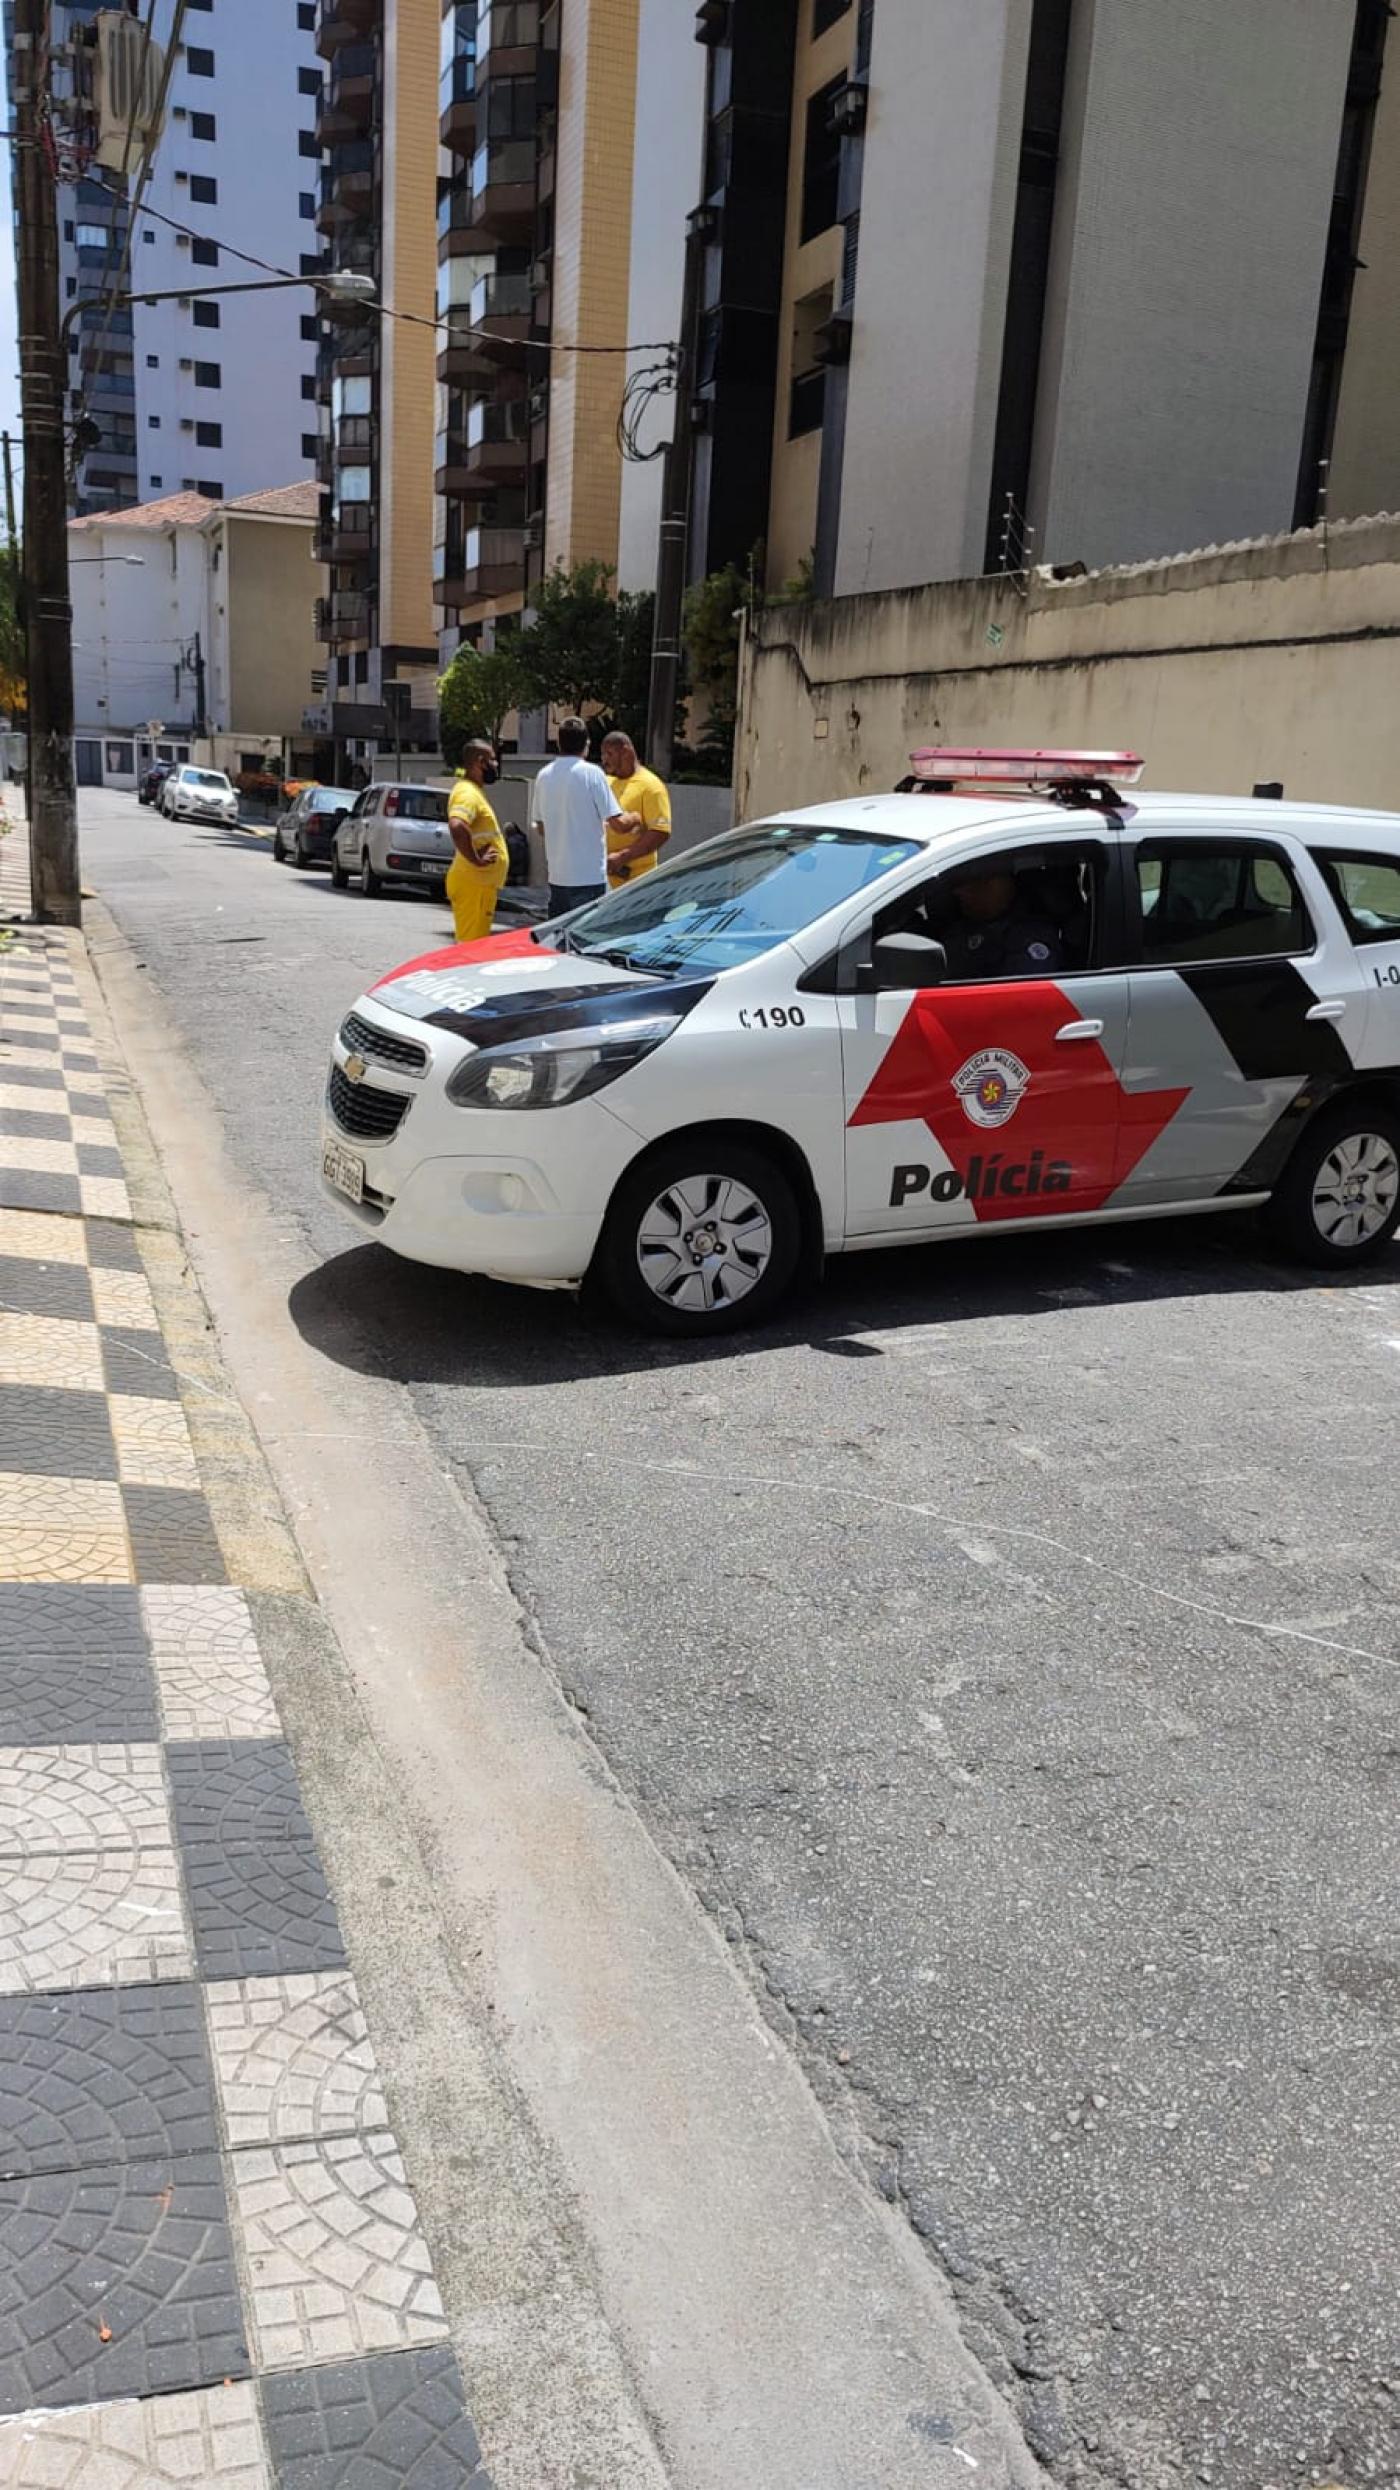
[322,1141,364,1204]
[412,858,446,878]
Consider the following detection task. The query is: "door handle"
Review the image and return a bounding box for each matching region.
[1305,999,1346,1022]
[1055,1018,1104,1042]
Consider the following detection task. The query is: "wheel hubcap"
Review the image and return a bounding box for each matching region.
[1311,1130,1399,1249]
[637,1173,773,1314]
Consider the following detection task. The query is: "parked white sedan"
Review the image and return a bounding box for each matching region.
[331,783,454,897]
[159,764,239,826]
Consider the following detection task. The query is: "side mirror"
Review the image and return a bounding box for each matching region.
[871,932,947,990]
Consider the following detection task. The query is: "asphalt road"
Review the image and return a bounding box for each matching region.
[86,789,1400,2490]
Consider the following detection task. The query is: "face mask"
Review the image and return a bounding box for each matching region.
[482,761,499,786]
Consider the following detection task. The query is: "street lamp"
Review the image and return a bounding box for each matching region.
[59,266,378,348]
[70,555,146,566]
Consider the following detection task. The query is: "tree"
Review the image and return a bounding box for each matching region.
[610,587,654,747]
[517,558,620,718]
[681,560,749,779]
[437,639,526,766]
[0,544,25,720]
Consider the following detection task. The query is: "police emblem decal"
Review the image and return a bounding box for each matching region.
[953,1047,1030,1129]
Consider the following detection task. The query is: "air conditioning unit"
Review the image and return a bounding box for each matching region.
[178,358,193,372]
[94,10,166,172]
[180,418,194,431]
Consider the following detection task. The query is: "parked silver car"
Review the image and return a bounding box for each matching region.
[159,764,239,826]
[330,783,454,896]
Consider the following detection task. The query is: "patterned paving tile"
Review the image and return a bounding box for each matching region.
[181,1845,347,1982]
[0,1142,78,1178]
[72,1117,117,1152]
[0,1316,103,1390]
[206,1976,388,2149]
[100,1330,177,1400]
[89,1268,157,1330]
[0,1984,219,2178]
[0,1474,131,1586]
[0,2378,270,2487]
[0,2152,249,2411]
[0,1069,67,1097]
[75,1147,122,1182]
[259,2345,490,2489]
[110,1398,199,1492]
[0,1255,94,1323]
[0,1749,170,1859]
[0,1852,191,1995]
[0,1110,73,1142]
[0,1644,158,1746]
[123,1488,225,1586]
[168,1745,312,1854]
[143,1588,280,1741]
[0,1388,117,1481]
[85,1221,142,1273]
[0,1174,81,1217]
[77,1179,132,1223]
[0,1211,86,1265]
[0,1584,147,1660]
[228,2132,446,2372]
[65,1090,112,1122]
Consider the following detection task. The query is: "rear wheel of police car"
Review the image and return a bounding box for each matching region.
[596,1138,802,1335]
[1268,1099,1400,1267]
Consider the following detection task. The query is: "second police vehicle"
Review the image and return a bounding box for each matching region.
[320,750,1400,1333]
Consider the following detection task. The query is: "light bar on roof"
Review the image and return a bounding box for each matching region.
[909,747,1145,787]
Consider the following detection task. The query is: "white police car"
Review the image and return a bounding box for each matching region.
[320,749,1400,1333]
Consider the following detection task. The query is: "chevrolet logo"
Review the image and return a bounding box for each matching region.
[344,1053,368,1084]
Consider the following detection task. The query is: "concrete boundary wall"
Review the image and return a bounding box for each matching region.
[736,515,1400,821]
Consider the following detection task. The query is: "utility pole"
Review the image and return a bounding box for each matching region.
[2,434,18,553]
[189,631,207,742]
[14,0,80,925]
[645,217,705,780]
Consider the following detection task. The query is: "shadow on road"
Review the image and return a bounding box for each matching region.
[288,1213,1400,1392]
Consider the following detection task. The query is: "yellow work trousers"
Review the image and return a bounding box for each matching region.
[446,853,507,943]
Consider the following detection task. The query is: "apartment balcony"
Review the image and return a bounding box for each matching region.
[317,0,380,61]
[440,50,477,153]
[319,137,376,232]
[467,137,535,243]
[318,41,377,138]
[468,265,531,362]
[335,413,375,455]
[323,588,371,646]
[437,311,498,388]
[435,399,527,496]
[438,187,495,259]
[434,523,524,605]
[476,0,540,76]
[327,503,377,563]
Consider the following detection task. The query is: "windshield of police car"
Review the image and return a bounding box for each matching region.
[559,824,919,973]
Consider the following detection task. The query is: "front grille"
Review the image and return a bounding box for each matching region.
[340,1010,428,1076]
[327,1062,412,1142]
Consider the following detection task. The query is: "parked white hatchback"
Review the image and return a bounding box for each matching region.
[160,764,239,826]
[330,782,455,897]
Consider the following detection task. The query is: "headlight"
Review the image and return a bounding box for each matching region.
[445,1014,682,1111]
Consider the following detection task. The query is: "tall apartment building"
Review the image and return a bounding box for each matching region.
[11,0,327,515]
[433,0,702,658]
[688,0,1400,599]
[315,0,440,751]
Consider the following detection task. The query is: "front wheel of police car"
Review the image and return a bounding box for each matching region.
[594,1137,802,1335]
[1268,1100,1400,1267]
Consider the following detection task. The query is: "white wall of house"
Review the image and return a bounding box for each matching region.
[71,520,208,742]
[616,0,706,594]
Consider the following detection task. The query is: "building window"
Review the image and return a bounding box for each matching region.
[789,366,826,436]
[191,110,216,140]
[298,129,320,157]
[298,2,315,24]
[186,0,212,10]
[146,354,159,368]
[813,0,851,26]
[302,432,318,459]
[300,314,318,342]
[299,191,316,220]
[191,237,218,267]
[301,373,317,400]
[74,222,109,249]
[186,46,215,76]
[800,77,844,240]
[194,361,221,388]
[192,299,220,328]
[148,414,161,429]
[300,253,325,276]
[149,474,162,487]
[298,66,321,94]
[196,420,222,447]
[196,478,223,498]
[189,173,217,204]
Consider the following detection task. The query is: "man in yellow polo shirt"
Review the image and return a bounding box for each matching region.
[446,739,509,942]
[601,730,671,888]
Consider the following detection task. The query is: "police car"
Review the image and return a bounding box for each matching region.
[319,749,1400,1333]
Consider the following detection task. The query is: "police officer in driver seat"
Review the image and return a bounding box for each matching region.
[942,861,1064,979]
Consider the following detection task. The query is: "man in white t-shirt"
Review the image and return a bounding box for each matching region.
[531,717,627,916]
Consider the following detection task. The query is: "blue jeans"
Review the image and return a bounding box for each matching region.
[548,881,606,917]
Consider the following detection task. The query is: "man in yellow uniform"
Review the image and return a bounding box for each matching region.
[601,730,672,888]
[446,739,509,943]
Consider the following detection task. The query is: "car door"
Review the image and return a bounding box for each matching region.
[836,831,1152,1238]
[1114,826,1367,1205]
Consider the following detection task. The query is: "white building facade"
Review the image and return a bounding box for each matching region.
[36,0,325,515]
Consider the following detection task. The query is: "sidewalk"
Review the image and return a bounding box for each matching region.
[0,831,491,2477]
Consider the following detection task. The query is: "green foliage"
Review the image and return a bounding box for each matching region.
[611,588,654,747]
[516,558,620,718]
[0,543,25,718]
[437,638,527,766]
[767,551,815,607]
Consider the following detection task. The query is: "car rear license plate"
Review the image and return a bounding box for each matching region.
[322,1141,365,1203]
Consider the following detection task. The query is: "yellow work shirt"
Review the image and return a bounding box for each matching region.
[607,764,671,885]
[448,778,508,875]
[446,779,509,944]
